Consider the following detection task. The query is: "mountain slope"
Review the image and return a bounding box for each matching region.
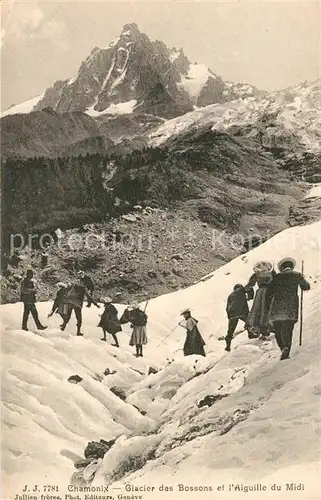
[150,79,321,157]
[1,215,320,497]
[1,107,113,159]
[1,126,305,304]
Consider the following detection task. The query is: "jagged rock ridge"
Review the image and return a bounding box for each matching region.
[24,23,261,119]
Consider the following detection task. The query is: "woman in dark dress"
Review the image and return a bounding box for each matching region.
[245,261,276,339]
[98,297,122,346]
[48,282,70,326]
[179,309,206,357]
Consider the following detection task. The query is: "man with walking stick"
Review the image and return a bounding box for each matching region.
[269,257,310,360]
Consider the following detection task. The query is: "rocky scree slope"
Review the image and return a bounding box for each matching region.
[1,129,305,304]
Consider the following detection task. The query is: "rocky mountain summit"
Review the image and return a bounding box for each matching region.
[4,23,260,120]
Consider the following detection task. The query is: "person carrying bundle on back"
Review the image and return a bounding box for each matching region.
[60,273,99,336]
[224,283,255,352]
[120,302,148,357]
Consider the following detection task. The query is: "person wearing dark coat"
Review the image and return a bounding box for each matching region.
[120,303,148,357]
[60,275,99,336]
[78,271,95,307]
[179,309,206,357]
[224,284,255,352]
[269,257,310,360]
[98,297,122,346]
[48,282,69,326]
[20,269,47,331]
[245,261,276,339]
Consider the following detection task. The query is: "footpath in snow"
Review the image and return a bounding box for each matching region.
[1,217,321,499]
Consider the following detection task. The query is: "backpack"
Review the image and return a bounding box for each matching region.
[133,309,147,326]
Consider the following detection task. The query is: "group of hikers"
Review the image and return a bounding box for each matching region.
[20,256,310,360]
[224,257,310,360]
[20,269,149,357]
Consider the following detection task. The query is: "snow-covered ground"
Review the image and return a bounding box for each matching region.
[179,64,214,100]
[2,211,321,497]
[149,79,321,151]
[305,183,321,199]
[87,99,137,117]
[1,94,44,117]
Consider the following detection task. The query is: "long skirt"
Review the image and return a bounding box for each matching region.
[246,286,271,335]
[183,327,206,356]
[129,326,147,346]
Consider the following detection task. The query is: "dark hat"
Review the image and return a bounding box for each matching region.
[234,284,244,290]
[180,308,191,316]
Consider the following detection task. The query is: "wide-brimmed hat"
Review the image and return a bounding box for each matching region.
[180,308,191,316]
[278,257,296,271]
[56,282,67,288]
[101,296,113,304]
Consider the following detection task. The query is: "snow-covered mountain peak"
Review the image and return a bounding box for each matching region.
[4,24,255,119]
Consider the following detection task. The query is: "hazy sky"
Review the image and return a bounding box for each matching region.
[1,0,320,111]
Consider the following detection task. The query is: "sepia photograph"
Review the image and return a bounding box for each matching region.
[1,0,320,499]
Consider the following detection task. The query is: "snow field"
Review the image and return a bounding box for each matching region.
[1,215,321,497]
[179,64,213,100]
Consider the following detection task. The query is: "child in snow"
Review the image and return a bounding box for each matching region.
[179,309,206,357]
[120,302,148,357]
[98,297,122,346]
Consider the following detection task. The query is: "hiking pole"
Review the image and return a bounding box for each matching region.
[299,260,304,347]
[156,323,180,347]
[143,300,149,312]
